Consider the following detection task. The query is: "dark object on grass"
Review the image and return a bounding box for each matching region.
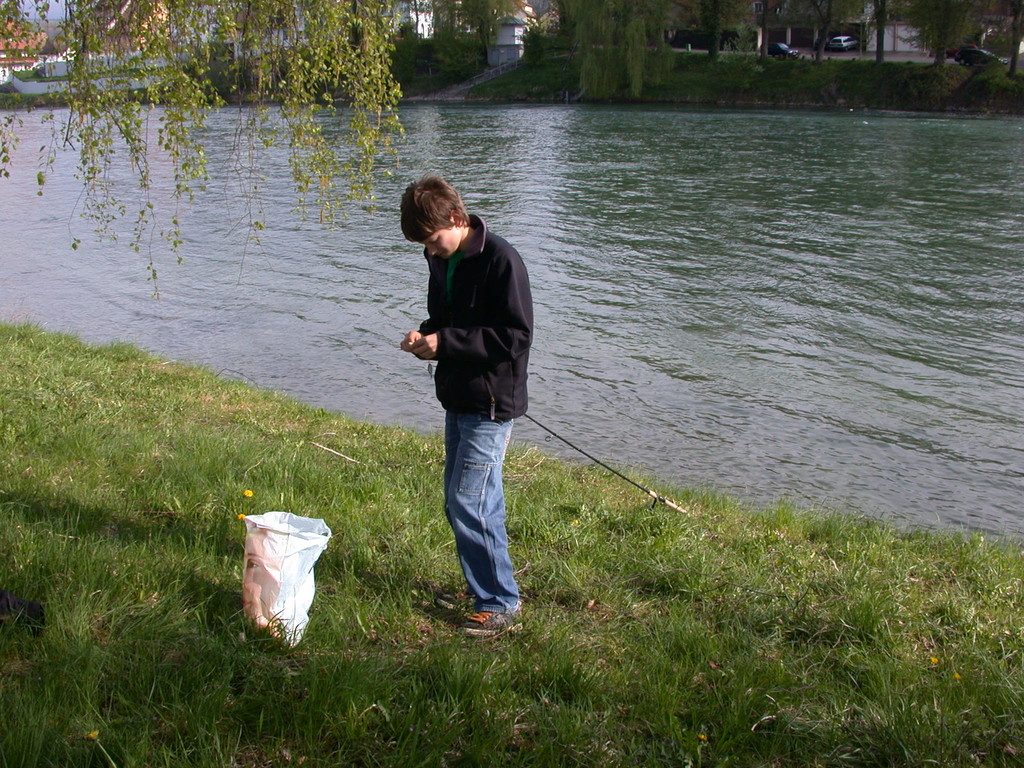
[0,589,45,633]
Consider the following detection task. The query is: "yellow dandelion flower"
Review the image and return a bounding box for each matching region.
[698,733,708,742]
[86,731,100,741]
[243,489,254,498]
[237,513,246,520]
[571,519,580,526]
[930,657,939,665]
[954,672,963,680]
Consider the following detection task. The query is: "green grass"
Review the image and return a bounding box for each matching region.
[9,68,73,86]
[470,56,579,101]
[10,68,47,82]
[470,52,1023,113]
[2,321,1023,767]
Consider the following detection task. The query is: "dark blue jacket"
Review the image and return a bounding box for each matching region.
[419,216,532,420]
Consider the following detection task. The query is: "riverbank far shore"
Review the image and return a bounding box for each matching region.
[6,51,1019,115]
[3,320,1023,767]
[466,53,1024,114]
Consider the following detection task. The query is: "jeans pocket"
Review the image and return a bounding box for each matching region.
[458,461,492,495]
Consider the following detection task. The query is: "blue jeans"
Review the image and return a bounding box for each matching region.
[444,412,520,614]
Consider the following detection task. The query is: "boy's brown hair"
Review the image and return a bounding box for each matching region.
[400,176,469,243]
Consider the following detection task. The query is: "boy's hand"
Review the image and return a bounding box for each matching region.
[400,331,439,360]
[400,330,422,353]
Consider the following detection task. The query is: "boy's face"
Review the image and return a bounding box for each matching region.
[419,213,468,259]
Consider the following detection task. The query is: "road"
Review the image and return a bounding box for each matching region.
[675,47,938,64]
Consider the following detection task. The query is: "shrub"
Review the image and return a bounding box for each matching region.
[391,30,420,84]
[433,33,485,84]
[523,26,548,66]
[954,64,1024,110]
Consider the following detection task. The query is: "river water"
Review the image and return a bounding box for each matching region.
[2,104,1022,535]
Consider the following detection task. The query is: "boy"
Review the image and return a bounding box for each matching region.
[399,176,533,637]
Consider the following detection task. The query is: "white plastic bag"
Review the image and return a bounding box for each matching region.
[241,511,332,645]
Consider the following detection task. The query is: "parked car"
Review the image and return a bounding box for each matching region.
[766,42,800,59]
[824,36,859,52]
[946,43,977,59]
[953,47,1007,67]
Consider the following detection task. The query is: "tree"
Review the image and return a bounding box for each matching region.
[1009,0,1023,76]
[803,0,837,61]
[699,0,747,61]
[560,0,672,98]
[906,0,976,64]
[456,0,524,55]
[871,0,889,63]
[757,0,780,62]
[867,0,913,64]
[1,1,402,267]
[428,0,522,79]
[800,0,865,62]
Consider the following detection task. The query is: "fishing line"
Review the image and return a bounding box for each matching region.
[424,367,811,602]
[429,362,686,513]
[521,413,688,514]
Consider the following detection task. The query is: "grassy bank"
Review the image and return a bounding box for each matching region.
[2,321,1023,767]
[470,53,1024,113]
[8,54,1022,114]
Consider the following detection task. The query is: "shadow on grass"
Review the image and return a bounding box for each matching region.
[1,487,240,556]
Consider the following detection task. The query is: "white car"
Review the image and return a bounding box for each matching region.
[825,36,859,52]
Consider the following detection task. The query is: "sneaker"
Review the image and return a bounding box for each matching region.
[458,608,522,637]
[435,590,475,610]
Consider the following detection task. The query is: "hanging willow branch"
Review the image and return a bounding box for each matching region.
[3,0,402,264]
[561,0,674,100]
